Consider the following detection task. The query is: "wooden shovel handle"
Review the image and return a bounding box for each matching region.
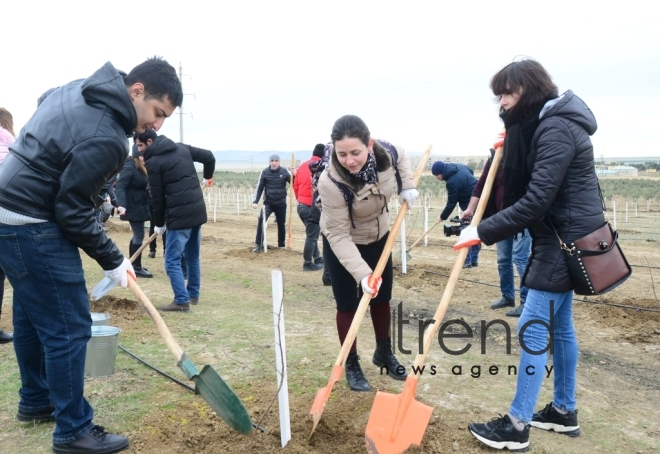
[287,154,295,248]
[127,276,185,362]
[335,145,433,367]
[413,146,503,368]
[408,220,440,251]
[128,233,158,263]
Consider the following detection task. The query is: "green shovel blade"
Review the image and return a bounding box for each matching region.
[180,358,253,434]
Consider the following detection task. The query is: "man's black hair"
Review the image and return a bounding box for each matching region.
[125,56,183,107]
[135,129,158,144]
[312,143,325,158]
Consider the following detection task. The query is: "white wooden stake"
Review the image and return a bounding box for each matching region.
[213,192,218,223]
[423,205,429,247]
[625,203,628,223]
[271,270,291,448]
[401,218,407,274]
[262,205,268,253]
[613,200,617,230]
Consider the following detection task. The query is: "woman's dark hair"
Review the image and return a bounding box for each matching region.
[490,59,558,119]
[330,115,370,146]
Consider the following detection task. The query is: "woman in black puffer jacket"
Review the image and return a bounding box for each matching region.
[115,144,153,278]
[457,59,602,451]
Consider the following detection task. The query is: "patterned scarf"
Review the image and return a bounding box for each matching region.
[351,151,379,185]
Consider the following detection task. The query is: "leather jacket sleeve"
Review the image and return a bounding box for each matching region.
[54,136,127,270]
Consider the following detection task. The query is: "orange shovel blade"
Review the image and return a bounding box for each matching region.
[309,364,343,436]
[365,385,433,453]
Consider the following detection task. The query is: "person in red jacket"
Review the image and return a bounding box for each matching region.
[293,144,325,271]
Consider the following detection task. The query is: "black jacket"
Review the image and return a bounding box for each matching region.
[479,91,602,292]
[0,62,136,270]
[144,135,215,230]
[252,165,291,206]
[116,157,151,222]
[440,163,476,220]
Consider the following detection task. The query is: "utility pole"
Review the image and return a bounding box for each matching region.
[178,63,195,143]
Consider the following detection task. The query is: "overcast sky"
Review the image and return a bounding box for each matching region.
[4,1,659,158]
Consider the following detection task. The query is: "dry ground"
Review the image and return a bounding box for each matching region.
[1,209,659,453]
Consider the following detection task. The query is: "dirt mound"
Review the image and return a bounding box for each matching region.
[126,385,459,454]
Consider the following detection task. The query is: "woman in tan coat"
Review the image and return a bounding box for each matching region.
[318,114,418,391]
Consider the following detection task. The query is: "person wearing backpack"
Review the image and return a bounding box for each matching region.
[317,114,418,392]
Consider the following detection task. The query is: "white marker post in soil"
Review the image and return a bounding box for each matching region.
[423,205,429,247]
[271,270,291,447]
[262,205,268,253]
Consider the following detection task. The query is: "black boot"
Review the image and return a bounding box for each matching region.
[0,329,13,344]
[130,243,153,278]
[345,352,372,392]
[372,338,408,381]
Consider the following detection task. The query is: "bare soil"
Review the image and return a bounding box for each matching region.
[2,211,659,453]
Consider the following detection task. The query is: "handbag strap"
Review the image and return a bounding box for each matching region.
[546,180,609,254]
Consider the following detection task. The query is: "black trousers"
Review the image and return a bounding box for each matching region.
[322,232,393,312]
[297,203,321,262]
[255,204,287,247]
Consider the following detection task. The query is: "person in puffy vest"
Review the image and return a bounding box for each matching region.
[140,131,215,313]
[318,114,419,392]
[251,154,291,252]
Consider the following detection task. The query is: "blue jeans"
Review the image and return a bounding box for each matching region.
[165,226,201,304]
[509,289,577,423]
[0,222,94,443]
[496,230,531,303]
[465,244,481,266]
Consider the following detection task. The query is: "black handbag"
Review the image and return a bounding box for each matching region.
[549,188,632,295]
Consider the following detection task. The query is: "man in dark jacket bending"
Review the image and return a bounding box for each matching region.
[432,160,480,268]
[139,131,215,312]
[251,154,291,252]
[0,57,182,454]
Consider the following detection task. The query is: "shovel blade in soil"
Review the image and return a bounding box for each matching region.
[309,364,343,436]
[365,381,433,453]
[90,277,116,301]
[191,364,253,434]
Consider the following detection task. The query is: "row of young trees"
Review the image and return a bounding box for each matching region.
[199,171,660,204]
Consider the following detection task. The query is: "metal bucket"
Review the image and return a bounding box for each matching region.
[91,312,110,326]
[85,326,121,378]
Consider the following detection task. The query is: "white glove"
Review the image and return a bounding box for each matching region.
[399,188,419,208]
[202,178,213,187]
[360,274,383,297]
[117,206,126,216]
[154,226,167,235]
[453,225,482,250]
[103,257,135,288]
